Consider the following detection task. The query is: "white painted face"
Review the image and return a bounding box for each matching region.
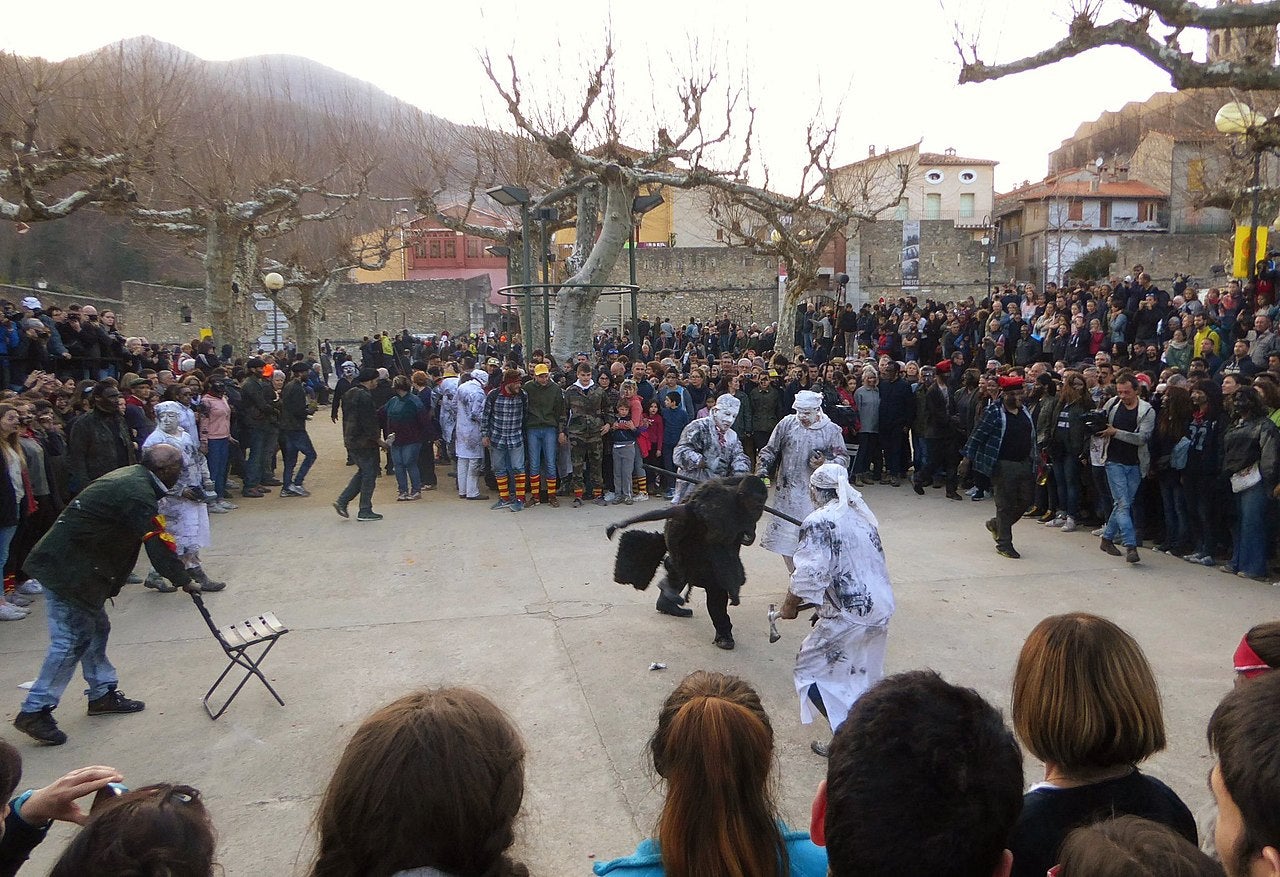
[158,410,181,434]
[712,406,736,432]
[795,407,821,427]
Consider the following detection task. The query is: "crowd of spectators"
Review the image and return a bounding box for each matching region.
[0,616,1274,875]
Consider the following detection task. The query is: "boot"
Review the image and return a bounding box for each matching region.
[188,567,226,593]
[144,571,176,593]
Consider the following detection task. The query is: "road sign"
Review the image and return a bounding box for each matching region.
[255,335,277,347]
[253,300,275,311]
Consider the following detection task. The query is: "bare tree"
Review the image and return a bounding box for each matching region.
[956,0,1280,90]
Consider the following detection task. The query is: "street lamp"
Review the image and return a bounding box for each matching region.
[629,192,665,334]
[486,185,533,345]
[263,271,285,352]
[1216,101,1271,285]
[980,215,995,298]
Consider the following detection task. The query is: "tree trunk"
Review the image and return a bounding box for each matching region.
[550,174,635,362]
[204,217,259,355]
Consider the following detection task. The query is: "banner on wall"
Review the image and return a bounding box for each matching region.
[1233,225,1269,278]
[902,220,920,289]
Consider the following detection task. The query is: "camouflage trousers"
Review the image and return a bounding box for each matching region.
[568,435,605,498]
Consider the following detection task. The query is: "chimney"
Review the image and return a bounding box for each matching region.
[1090,177,1100,193]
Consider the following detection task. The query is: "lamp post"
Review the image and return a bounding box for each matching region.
[1216,101,1270,285]
[485,185,533,347]
[630,192,665,336]
[535,206,559,350]
[485,245,513,335]
[263,271,284,352]
[981,215,994,298]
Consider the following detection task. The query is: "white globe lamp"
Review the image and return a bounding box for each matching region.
[1216,102,1260,135]
[263,272,285,291]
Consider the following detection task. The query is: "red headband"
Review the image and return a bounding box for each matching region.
[1234,634,1272,679]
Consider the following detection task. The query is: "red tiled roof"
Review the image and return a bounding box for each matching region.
[919,152,998,166]
[1001,180,1167,201]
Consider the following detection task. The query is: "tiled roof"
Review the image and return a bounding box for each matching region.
[919,152,998,166]
[1001,180,1167,201]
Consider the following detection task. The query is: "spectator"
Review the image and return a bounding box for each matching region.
[1055,815,1222,877]
[1219,387,1280,580]
[815,670,1024,877]
[66,382,135,494]
[1099,374,1154,564]
[309,688,529,877]
[1008,613,1196,877]
[1233,620,1280,683]
[594,670,826,876]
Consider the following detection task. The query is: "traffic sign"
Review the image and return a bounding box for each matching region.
[253,300,275,311]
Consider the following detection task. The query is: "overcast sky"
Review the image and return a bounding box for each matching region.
[5,0,1185,193]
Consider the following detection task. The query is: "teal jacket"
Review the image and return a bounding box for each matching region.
[592,828,827,876]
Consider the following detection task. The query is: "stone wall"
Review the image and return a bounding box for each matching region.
[1111,234,1232,285]
[855,220,992,303]
[593,246,778,330]
[0,283,126,314]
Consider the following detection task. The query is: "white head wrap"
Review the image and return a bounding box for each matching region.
[154,400,185,419]
[713,394,741,418]
[471,368,489,386]
[793,390,823,410]
[811,462,879,530]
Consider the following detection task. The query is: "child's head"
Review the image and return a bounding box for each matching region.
[647,400,660,416]
[664,392,680,408]
[616,401,631,418]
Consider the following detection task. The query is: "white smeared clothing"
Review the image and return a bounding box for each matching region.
[790,491,894,732]
[670,416,750,503]
[756,414,848,555]
[142,424,211,554]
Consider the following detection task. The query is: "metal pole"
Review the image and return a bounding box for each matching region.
[520,206,533,354]
[540,220,551,351]
[629,223,638,337]
[1248,149,1262,284]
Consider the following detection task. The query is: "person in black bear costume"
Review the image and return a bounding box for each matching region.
[607,474,768,650]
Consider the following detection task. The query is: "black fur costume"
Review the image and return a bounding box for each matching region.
[607,475,768,604]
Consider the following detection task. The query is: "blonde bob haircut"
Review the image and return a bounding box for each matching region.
[1012,613,1166,772]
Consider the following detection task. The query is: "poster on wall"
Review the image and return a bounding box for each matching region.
[1233,225,1270,278]
[902,220,920,289]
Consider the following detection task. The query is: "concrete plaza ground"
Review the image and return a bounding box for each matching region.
[0,419,1274,874]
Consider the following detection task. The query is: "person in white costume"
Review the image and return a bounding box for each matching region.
[779,462,893,757]
[670,394,750,503]
[755,390,848,571]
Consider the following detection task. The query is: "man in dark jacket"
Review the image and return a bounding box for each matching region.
[67,383,135,494]
[279,362,317,497]
[877,362,915,486]
[334,368,389,521]
[238,358,277,498]
[13,445,195,745]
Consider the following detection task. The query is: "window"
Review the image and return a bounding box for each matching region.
[895,198,909,220]
[444,239,456,259]
[1142,202,1158,222]
[958,170,977,184]
[466,238,480,259]
[428,240,440,258]
[1187,158,1206,193]
[414,244,426,260]
[1099,202,1111,227]
[959,193,975,219]
[925,193,942,219]
[1068,200,1083,221]
[925,169,944,185]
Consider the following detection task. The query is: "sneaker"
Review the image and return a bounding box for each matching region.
[572,497,584,508]
[510,500,524,512]
[970,490,986,501]
[126,573,144,584]
[490,499,511,510]
[912,481,925,496]
[1060,516,1077,533]
[144,573,176,593]
[466,494,491,501]
[333,500,350,519]
[602,491,616,503]
[713,634,736,650]
[656,595,692,617]
[1046,514,1066,527]
[287,485,311,497]
[1125,547,1140,564]
[13,707,66,744]
[593,496,608,507]
[282,487,302,498]
[356,511,384,522]
[0,602,29,621]
[241,487,266,498]
[548,495,560,508]
[1218,564,1238,575]
[985,518,998,541]
[217,500,238,511]
[208,502,230,514]
[610,496,624,505]
[1091,527,1106,537]
[397,493,410,502]
[1183,552,1205,564]
[810,740,831,758]
[965,486,978,497]
[17,579,42,595]
[5,592,33,607]
[406,492,421,501]
[87,689,145,715]
[623,497,634,505]
[260,478,283,487]
[1037,510,1057,523]
[997,545,1021,559]
[633,493,650,502]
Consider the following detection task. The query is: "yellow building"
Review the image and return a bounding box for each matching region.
[552,186,674,259]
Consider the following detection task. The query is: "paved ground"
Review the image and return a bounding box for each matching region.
[0,419,1274,874]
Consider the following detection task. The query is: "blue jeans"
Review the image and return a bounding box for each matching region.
[338,448,380,513]
[282,429,318,488]
[490,443,525,478]
[1051,450,1081,518]
[206,437,230,499]
[1103,462,1142,548]
[390,441,422,494]
[1157,470,1189,551]
[22,590,118,712]
[0,524,16,571]
[1232,480,1270,577]
[244,426,272,489]
[526,427,558,479]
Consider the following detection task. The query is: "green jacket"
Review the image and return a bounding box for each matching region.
[523,379,566,431]
[26,465,192,612]
[67,409,135,492]
[564,381,610,438]
[239,374,276,429]
[341,384,380,449]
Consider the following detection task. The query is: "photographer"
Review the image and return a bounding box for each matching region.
[22,300,69,368]
[55,306,87,378]
[0,308,20,391]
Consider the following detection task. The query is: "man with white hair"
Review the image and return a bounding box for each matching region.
[778,462,895,757]
[755,389,848,572]
[453,367,491,502]
[671,393,751,503]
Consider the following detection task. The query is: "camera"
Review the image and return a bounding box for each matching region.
[1081,410,1109,435]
